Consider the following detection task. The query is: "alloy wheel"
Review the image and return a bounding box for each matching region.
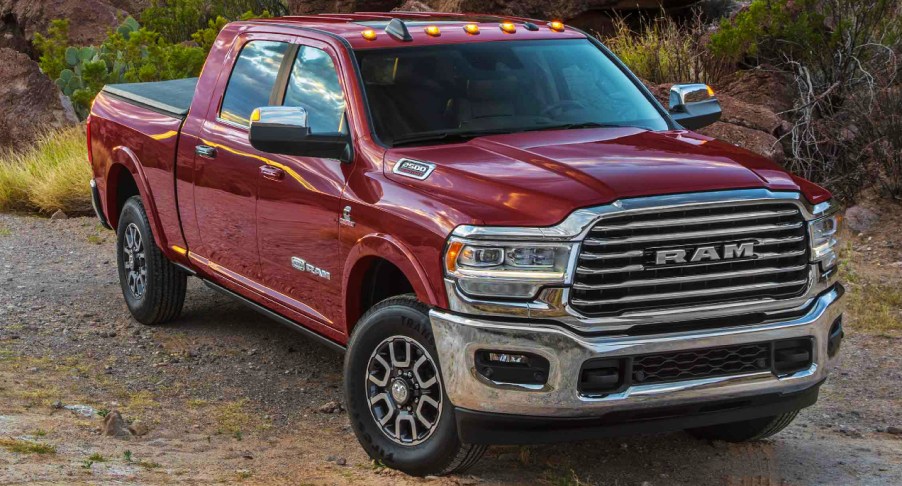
[366,336,443,446]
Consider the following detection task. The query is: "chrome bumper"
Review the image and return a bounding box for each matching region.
[430,285,844,417]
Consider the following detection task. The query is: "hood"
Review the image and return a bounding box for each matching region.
[383,127,806,227]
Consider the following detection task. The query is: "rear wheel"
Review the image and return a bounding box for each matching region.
[344,295,486,476]
[687,410,800,442]
[116,196,187,325]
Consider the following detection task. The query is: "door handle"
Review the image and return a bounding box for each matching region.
[195,145,216,158]
[260,165,285,181]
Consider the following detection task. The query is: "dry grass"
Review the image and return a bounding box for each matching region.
[602,13,731,86]
[0,438,56,454]
[847,283,902,333]
[0,125,91,214]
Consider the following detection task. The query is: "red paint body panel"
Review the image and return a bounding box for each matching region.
[87,15,829,346]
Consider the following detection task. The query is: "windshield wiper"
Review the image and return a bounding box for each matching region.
[523,122,626,132]
[391,128,518,146]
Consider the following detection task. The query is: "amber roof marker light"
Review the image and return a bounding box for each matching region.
[424,25,441,37]
[500,22,517,33]
[463,23,480,35]
[361,29,377,40]
[549,21,565,32]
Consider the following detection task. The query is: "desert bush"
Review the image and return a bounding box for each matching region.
[34,3,277,120]
[0,126,91,214]
[603,12,733,86]
[712,0,902,200]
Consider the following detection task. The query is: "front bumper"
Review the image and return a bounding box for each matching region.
[430,284,844,420]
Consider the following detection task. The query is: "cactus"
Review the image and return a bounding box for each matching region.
[117,16,140,40]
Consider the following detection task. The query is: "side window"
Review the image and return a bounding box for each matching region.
[283,46,347,134]
[220,40,289,126]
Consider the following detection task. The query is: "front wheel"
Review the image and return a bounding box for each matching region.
[344,295,486,476]
[687,410,800,442]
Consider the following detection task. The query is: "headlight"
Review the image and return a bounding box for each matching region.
[809,212,841,270]
[444,238,576,299]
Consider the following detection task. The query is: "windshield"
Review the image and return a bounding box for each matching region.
[355,39,669,146]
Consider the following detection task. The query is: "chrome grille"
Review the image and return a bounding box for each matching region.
[570,202,810,317]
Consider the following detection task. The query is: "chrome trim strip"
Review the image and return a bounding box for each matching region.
[570,279,809,305]
[572,264,808,290]
[590,208,800,231]
[574,250,806,275]
[583,221,803,246]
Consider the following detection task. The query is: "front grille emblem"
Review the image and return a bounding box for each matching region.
[653,241,756,265]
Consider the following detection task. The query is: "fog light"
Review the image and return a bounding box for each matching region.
[476,350,550,386]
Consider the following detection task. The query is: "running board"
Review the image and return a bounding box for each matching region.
[203,280,346,353]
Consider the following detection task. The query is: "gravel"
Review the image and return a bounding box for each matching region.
[1,213,901,485]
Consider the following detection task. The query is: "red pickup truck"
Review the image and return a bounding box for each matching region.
[87,12,845,475]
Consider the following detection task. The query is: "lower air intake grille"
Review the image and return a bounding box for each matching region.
[632,343,771,385]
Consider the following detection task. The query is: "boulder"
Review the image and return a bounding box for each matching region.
[0,0,124,48]
[102,410,133,438]
[697,122,785,163]
[716,67,796,115]
[844,205,879,233]
[0,48,77,148]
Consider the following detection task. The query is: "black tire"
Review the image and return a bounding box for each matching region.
[116,196,187,325]
[344,295,486,476]
[687,410,800,442]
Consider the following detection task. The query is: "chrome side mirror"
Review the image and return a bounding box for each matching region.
[668,83,721,130]
[249,106,351,162]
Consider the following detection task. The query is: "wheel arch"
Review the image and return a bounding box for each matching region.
[104,147,166,249]
[343,234,439,335]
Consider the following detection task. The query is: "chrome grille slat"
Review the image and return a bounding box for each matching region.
[570,201,810,317]
[573,265,808,290]
[575,250,806,275]
[571,279,809,305]
[589,209,800,231]
[583,221,803,246]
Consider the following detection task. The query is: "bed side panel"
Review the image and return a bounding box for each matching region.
[90,92,186,256]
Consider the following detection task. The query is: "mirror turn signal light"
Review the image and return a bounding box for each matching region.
[549,21,565,32]
[500,22,517,33]
[250,108,261,122]
[706,85,715,96]
[463,23,480,35]
[424,25,441,36]
[361,29,377,40]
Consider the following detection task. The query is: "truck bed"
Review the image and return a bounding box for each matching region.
[101,77,198,118]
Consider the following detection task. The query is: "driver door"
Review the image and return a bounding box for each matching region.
[255,40,351,331]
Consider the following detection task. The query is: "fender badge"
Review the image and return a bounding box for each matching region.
[339,205,355,227]
[392,158,436,180]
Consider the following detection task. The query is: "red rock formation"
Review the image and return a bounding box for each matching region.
[0,48,77,146]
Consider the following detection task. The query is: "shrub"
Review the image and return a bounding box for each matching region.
[713,0,902,200]
[603,12,733,86]
[0,126,91,214]
[142,0,286,44]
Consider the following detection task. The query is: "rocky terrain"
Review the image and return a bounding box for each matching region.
[0,203,901,484]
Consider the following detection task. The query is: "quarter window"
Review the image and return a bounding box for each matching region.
[283,46,347,134]
[220,40,289,126]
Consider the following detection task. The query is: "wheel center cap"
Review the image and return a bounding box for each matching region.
[390,378,410,405]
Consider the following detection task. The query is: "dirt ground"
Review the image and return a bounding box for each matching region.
[0,203,901,485]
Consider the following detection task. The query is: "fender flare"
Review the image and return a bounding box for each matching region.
[104,146,167,250]
[342,233,439,330]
